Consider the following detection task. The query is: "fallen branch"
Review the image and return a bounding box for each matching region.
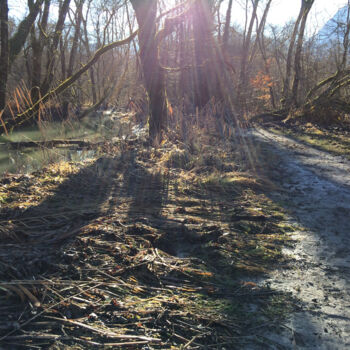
[0,283,103,341]
[1,2,193,133]
[2,139,99,149]
[45,316,161,343]
[2,30,138,132]
[1,136,142,149]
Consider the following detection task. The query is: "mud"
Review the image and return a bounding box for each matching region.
[252,128,350,350]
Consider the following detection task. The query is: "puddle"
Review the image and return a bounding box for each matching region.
[0,111,146,175]
[0,146,97,175]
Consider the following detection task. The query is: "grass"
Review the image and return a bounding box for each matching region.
[160,146,192,169]
[0,161,83,210]
[198,172,260,194]
[263,293,295,321]
[269,124,350,159]
[0,119,297,348]
[0,190,10,204]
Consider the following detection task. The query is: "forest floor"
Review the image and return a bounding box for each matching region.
[0,117,349,349]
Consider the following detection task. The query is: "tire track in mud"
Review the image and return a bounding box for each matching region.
[252,128,350,350]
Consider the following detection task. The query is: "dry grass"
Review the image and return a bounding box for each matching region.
[0,81,68,134]
[269,124,350,160]
[0,104,296,348]
[0,131,296,349]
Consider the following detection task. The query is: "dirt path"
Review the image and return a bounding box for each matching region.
[253,128,350,349]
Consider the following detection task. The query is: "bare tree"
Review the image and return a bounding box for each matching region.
[340,1,350,71]
[81,0,97,104]
[62,0,84,115]
[0,0,9,110]
[5,31,137,130]
[0,0,44,110]
[237,0,259,114]
[30,0,50,103]
[222,0,233,51]
[41,0,71,96]
[282,0,314,108]
[130,0,167,140]
[290,0,314,106]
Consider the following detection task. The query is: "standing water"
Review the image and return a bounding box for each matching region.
[0,111,138,175]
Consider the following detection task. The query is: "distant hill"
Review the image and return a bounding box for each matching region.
[317,5,349,45]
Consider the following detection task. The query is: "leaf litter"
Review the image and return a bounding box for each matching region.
[0,130,296,349]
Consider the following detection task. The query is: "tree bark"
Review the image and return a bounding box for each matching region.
[0,0,9,111]
[41,0,71,95]
[192,0,215,109]
[62,0,84,117]
[282,1,304,107]
[290,0,314,107]
[30,0,50,103]
[8,0,44,65]
[130,0,167,141]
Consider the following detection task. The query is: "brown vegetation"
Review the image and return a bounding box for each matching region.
[1,1,350,348]
[1,0,349,141]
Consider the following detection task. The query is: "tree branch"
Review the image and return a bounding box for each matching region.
[4,31,138,130]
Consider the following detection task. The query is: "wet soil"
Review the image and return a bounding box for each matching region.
[252,128,350,350]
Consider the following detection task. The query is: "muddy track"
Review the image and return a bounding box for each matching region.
[252,128,350,349]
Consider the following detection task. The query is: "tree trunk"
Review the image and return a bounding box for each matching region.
[59,36,66,80]
[254,0,275,108]
[0,0,9,111]
[290,0,314,107]
[41,0,71,95]
[82,3,97,104]
[222,0,233,52]
[340,1,350,71]
[238,0,259,115]
[1,0,43,110]
[8,0,44,65]
[282,1,304,107]
[31,0,50,103]
[192,0,214,109]
[130,0,167,141]
[62,0,84,117]
[249,0,272,67]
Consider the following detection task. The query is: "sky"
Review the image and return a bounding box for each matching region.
[230,0,348,34]
[8,0,349,34]
[269,0,347,32]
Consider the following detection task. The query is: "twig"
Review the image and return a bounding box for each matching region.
[45,316,161,343]
[0,283,102,342]
[183,333,206,349]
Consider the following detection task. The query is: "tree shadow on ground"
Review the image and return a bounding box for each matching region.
[250,132,350,252]
[0,153,128,280]
[244,130,350,348]
[122,150,170,220]
[0,139,301,349]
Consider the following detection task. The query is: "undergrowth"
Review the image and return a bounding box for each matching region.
[0,112,297,349]
[268,123,350,160]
